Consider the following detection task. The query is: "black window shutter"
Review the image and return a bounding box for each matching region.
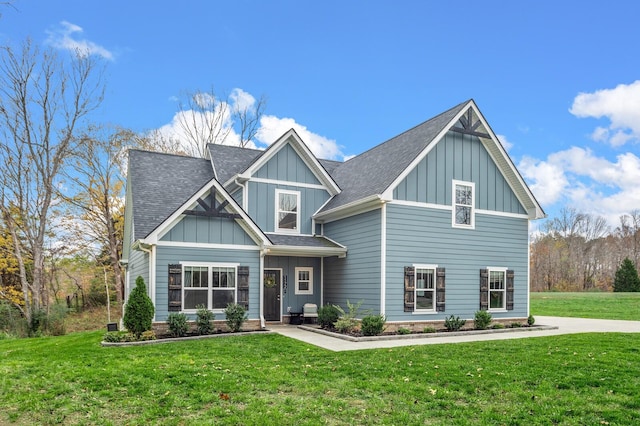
[404,266,415,312]
[168,264,182,312]
[237,266,250,310]
[479,269,489,310]
[506,270,515,310]
[436,267,446,312]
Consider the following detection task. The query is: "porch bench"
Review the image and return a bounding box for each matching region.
[302,303,318,324]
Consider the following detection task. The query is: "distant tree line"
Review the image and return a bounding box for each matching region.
[531,207,640,292]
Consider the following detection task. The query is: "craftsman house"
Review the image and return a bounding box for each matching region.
[122,99,545,330]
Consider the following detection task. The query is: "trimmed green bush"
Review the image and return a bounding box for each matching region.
[527,315,535,326]
[123,276,155,338]
[361,314,386,336]
[224,303,247,332]
[167,312,188,337]
[196,304,215,335]
[317,304,340,329]
[474,310,492,330]
[444,315,466,331]
[423,326,436,333]
[397,327,411,335]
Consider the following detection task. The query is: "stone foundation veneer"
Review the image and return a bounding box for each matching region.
[152,319,262,334]
[383,317,528,333]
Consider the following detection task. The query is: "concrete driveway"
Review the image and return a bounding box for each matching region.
[270,316,640,352]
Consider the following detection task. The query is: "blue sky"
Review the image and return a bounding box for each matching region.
[2,1,640,227]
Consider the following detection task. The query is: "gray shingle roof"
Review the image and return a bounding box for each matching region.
[267,234,344,248]
[129,150,214,240]
[208,144,263,183]
[319,100,469,212]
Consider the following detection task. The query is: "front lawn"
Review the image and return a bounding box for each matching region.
[2,331,639,425]
[531,292,640,320]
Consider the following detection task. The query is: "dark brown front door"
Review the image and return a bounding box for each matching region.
[263,269,281,321]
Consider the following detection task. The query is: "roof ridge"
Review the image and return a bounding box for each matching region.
[129,148,206,161]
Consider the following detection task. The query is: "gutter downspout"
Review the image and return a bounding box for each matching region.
[138,243,156,322]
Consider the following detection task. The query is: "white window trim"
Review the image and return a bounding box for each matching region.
[414,264,437,313]
[294,266,313,295]
[452,180,475,229]
[487,266,508,312]
[275,189,301,234]
[181,262,239,313]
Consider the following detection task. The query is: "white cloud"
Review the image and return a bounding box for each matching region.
[256,115,344,160]
[570,80,640,147]
[45,21,114,60]
[519,147,640,225]
[496,134,513,151]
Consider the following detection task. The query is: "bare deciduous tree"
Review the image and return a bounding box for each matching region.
[0,40,104,323]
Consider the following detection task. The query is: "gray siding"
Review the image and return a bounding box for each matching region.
[154,245,260,321]
[127,248,149,298]
[264,256,321,314]
[323,209,382,314]
[160,215,255,245]
[255,143,322,185]
[385,203,529,321]
[394,131,526,215]
[247,181,330,234]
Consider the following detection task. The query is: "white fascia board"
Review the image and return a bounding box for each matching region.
[265,245,347,258]
[143,178,272,248]
[239,129,341,196]
[313,194,385,224]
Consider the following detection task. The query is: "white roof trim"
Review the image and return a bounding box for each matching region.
[141,178,272,247]
[238,129,341,195]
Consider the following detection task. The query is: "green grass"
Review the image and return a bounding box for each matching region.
[531,292,640,320]
[2,331,640,425]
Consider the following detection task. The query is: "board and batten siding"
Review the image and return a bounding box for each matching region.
[154,245,260,322]
[264,256,321,313]
[254,143,322,185]
[323,209,382,314]
[393,131,527,215]
[160,215,255,245]
[385,203,529,321]
[246,181,330,234]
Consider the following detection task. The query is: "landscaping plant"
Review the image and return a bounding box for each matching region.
[444,315,466,331]
[360,314,386,336]
[123,276,154,338]
[167,312,188,337]
[474,310,492,330]
[317,304,340,329]
[196,304,215,335]
[333,300,363,334]
[224,303,247,332]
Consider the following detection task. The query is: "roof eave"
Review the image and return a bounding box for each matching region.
[314,194,386,223]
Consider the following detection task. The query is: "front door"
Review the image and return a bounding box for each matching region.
[263,269,281,321]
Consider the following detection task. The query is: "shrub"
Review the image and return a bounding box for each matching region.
[361,314,386,336]
[46,303,68,336]
[29,308,48,336]
[527,315,535,326]
[103,331,135,342]
[317,304,340,329]
[423,326,436,333]
[224,303,247,332]
[123,276,155,338]
[397,327,411,335]
[0,301,28,337]
[444,315,466,331]
[140,330,157,341]
[474,310,492,330]
[167,312,188,337]
[491,323,505,329]
[509,322,523,328]
[196,305,215,335]
[333,300,364,334]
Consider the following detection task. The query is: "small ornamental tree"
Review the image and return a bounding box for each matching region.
[123,276,155,338]
[613,258,640,292]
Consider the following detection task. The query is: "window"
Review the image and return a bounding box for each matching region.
[276,189,300,233]
[183,264,237,311]
[295,267,313,295]
[489,268,507,310]
[452,180,474,228]
[415,267,436,311]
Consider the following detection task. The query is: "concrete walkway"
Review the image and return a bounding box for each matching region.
[268,316,640,352]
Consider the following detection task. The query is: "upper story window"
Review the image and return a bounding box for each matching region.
[452,180,475,229]
[275,189,300,233]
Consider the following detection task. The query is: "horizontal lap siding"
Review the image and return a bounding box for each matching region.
[154,246,260,321]
[385,203,529,321]
[127,249,149,298]
[323,209,382,314]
